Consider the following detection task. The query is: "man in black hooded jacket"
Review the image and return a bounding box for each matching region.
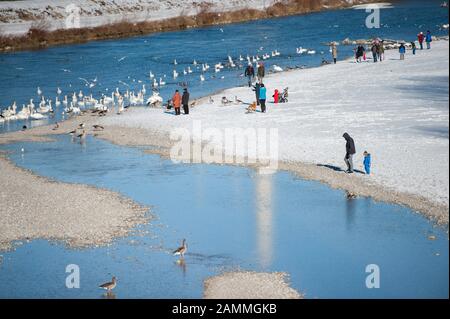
[182,88,190,115]
[343,132,356,173]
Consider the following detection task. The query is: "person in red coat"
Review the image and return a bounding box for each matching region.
[272,89,279,104]
[172,90,181,115]
[417,32,425,50]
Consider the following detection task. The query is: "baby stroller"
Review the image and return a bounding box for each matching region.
[279,87,289,103]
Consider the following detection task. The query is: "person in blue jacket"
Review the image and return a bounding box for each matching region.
[363,151,371,175]
[399,43,406,60]
[425,30,432,49]
[259,84,267,113]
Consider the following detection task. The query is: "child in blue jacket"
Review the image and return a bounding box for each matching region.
[363,151,371,175]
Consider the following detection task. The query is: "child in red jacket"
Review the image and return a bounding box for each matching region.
[273,89,279,104]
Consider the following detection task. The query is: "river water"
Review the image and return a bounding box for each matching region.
[0,135,448,298]
[0,0,448,133]
[0,1,448,299]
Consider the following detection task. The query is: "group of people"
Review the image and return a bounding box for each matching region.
[244,62,265,87]
[343,132,371,175]
[169,88,190,115]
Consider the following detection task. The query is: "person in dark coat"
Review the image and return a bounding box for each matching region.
[182,88,190,115]
[253,82,261,106]
[244,63,255,87]
[343,132,356,173]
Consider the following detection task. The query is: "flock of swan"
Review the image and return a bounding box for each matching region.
[0,45,320,124]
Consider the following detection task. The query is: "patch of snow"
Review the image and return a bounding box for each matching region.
[102,41,449,206]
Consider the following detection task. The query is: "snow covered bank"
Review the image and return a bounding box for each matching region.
[0,0,379,36]
[101,40,450,208]
[0,0,278,35]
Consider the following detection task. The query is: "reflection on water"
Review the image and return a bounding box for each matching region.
[255,171,274,269]
[0,135,448,298]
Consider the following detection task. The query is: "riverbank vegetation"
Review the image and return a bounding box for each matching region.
[0,0,377,52]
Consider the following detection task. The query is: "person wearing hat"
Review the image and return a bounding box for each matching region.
[182,88,190,115]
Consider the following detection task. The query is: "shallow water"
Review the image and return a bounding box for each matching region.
[0,135,448,298]
[1,0,448,133]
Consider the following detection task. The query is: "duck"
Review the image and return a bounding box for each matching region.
[99,277,117,292]
[173,239,187,257]
[93,124,104,131]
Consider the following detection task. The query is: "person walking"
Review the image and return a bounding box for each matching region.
[172,89,181,115]
[399,43,406,60]
[379,41,385,61]
[343,132,356,173]
[244,63,255,87]
[182,88,190,115]
[259,84,267,113]
[257,62,265,83]
[371,43,378,62]
[425,30,432,49]
[331,44,338,64]
[417,31,425,50]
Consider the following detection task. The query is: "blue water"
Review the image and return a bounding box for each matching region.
[0,135,448,298]
[0,1,448,133]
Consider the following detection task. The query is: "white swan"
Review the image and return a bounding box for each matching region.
[146,91,163,107]
[200,74,205,82]
[273,65,283,72]
[159,78,166,86]
[149,71,155,79]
